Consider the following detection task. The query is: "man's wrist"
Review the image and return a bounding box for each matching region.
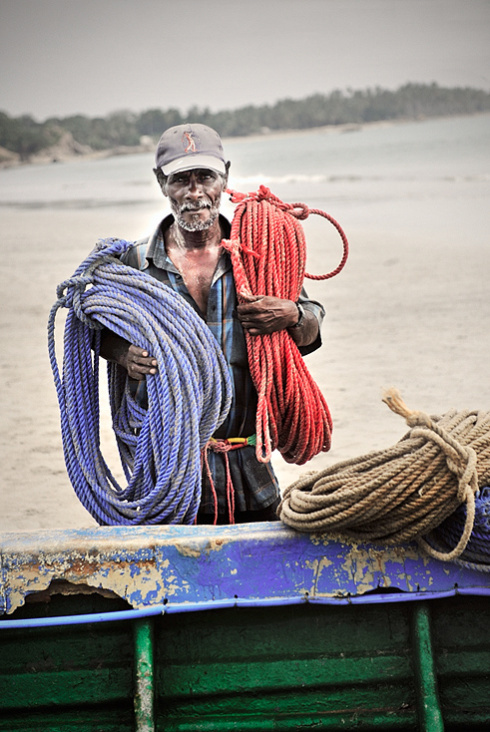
[289,302,305,329]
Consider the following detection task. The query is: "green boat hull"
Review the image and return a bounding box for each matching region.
[1,524,489,730]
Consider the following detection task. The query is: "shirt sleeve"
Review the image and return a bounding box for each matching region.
[297,287,325,356]
[120,241,149,270]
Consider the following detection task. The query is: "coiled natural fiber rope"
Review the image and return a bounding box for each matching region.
[278,388,490,562]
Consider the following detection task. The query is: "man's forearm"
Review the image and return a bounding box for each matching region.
[99,329,131,366]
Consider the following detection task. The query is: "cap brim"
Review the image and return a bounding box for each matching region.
[161,154,226,176]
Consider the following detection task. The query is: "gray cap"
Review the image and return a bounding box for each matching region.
[155,123,227,176]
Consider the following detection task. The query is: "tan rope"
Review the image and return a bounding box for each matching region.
[277,388,490,561]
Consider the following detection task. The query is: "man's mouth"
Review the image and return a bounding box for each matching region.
[180,201,211,213]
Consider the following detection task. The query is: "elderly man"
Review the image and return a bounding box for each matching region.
[101,123,325,524]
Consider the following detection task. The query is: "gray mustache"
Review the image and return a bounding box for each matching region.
[180,201,210,212]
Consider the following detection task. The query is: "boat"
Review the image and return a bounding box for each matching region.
[1,522,489,730]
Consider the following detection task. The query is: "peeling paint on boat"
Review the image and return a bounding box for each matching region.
[1,523,488,616]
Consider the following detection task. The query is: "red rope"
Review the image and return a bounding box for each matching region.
[222,185,349,466]
[204,438,253,524]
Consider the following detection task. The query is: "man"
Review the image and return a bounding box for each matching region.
[101,123,325,524]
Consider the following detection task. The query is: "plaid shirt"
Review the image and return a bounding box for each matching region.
[121,214,325,516]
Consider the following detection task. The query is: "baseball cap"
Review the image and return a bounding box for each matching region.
[155,123,227,176]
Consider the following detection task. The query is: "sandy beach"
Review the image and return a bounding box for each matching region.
[1,124,489,532]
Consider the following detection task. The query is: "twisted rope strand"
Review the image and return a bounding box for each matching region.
[422,479,490,571]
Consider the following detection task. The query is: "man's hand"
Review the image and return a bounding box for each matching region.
[100,331,157,381]
[237,296,298,335]
[120,345,158,381]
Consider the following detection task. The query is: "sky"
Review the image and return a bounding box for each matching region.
[1,0,490,121]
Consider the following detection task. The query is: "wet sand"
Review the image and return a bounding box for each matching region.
[1,187,489,532]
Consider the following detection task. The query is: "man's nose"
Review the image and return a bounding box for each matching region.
[187,174,203,196]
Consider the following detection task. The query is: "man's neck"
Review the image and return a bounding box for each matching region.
[167,217,223,252]
[164,216,224,315]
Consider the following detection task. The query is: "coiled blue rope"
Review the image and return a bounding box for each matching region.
[48,238,232,525]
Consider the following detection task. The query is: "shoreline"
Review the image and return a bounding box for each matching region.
[1,112,487,171]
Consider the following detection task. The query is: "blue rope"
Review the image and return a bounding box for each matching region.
[426,486,490,572]
[48,238,232,525]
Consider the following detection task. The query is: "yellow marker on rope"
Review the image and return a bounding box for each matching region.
[209,435,257,448]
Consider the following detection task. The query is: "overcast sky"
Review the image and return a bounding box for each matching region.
[2,0,489,121]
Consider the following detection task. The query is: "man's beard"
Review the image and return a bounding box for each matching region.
[172,199,220,232]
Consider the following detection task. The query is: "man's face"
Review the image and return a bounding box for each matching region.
[163,168,226,232]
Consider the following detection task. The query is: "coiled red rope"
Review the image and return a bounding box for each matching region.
[222,185,349,465]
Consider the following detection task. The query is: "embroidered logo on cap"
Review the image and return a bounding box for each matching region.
[183,132,197,154]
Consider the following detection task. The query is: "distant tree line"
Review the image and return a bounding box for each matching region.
[1,83,490,161]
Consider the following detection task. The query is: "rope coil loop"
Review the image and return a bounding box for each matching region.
[278,388,490,563]
[426,486,490,571]
[48,238,232,526]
